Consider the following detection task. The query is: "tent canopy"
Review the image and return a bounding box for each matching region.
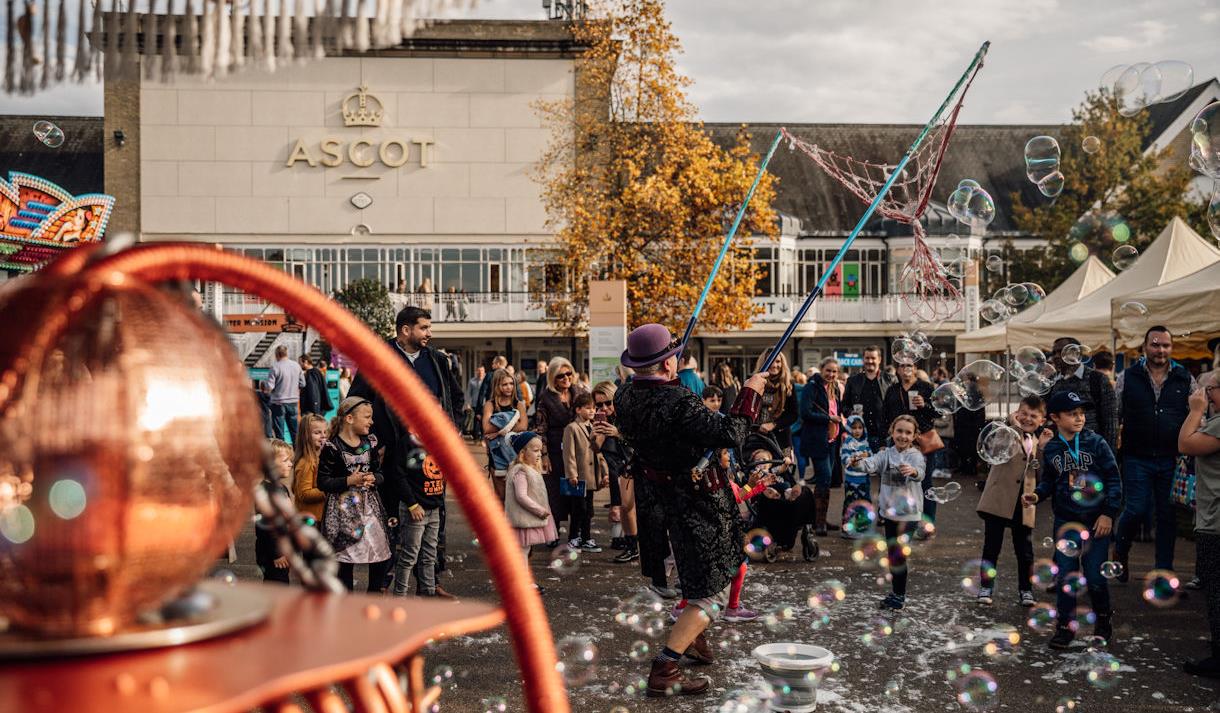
[955,256,1114,353]
[1004,217,1220,352]
[1112,259,1220,357]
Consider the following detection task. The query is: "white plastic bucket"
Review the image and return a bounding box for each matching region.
[752,643,834,713]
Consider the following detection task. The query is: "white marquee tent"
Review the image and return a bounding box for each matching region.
[1003,217,1220,352]
[1112,258,1220,357]
[955,256,1115,353]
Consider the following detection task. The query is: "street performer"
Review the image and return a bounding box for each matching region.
[613,323,766,698]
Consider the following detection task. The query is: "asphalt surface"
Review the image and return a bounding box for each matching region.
[232,442,1220,712]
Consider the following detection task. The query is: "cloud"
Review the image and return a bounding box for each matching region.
[1080,19,1172,53]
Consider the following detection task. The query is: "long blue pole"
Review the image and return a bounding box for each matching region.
[679,130,784,352]
[761,40,990,371]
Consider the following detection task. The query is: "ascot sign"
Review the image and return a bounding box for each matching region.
[285,84,435,169]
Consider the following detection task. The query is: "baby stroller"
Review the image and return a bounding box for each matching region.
[738,433,819,562]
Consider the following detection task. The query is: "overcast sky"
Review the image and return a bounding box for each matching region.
[7,0,1220,123]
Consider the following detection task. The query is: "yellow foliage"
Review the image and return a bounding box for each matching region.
[533,0,779,335]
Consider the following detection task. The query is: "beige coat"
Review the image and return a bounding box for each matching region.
[562,420,607,491]
[505,463,550,529]
[976,430,1041,528]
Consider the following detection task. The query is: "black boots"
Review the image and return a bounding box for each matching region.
[814,488,830,537]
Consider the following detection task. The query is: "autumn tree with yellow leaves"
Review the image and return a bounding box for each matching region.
[534,0,778,335]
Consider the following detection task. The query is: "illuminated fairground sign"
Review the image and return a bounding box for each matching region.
[0,172,115,272]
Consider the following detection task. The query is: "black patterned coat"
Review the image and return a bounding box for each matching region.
[614,378,760,599]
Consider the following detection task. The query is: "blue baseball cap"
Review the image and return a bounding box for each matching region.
[1046,390,1092,414]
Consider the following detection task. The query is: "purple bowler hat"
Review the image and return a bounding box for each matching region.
[621,323,682,369]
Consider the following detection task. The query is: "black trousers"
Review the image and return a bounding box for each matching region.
[338,558,393,593]
[1199,533,1220,648]
[980,509,1034,592]
[568,492,594,542]
[883,519,913,597]
[261,564,290,584]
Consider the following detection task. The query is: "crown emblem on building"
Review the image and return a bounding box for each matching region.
[341,84,384,127]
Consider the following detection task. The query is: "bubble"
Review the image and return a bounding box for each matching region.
[1142,569,1180,607]
[717,688,774,713]
[1081,136,1101,154]
[948,179,997,228]
[984,254,1004,273]
[743,528,774,562]
[1024,282,1047,303]
[1055,538,1080,557]
[555,635,598,685]
[1154,60,1195,103]
[979,299,1009,324]
[843,500,877,536]
[1025,135,1061,183]
[955,669,998,710]
[1055,696,1079,713]
[628,640,651,662]
[851,533,889,569]
[1099,560,1124,580]
[981,627,1022,659]
[1111,245,1139,271]
[212,568,237,586]
[1003,283,1029,306]
[927,481,963,504]
[1056,521,1090,548]
[1031,559,1059,588]
[763,602,797,633]
[930,382,961,416]
[1084,650,1122,689]
[861,615,895,649]
[1061,572,1087,597]
[944,660,973,685]
[977,422,1021,465]
[32,119,65,148]
[717,627,744,652]
[1027,604,1057,634]
[430,665,455,686]
[0,504,35,544]
[1115,62,1159,116]
[891,337,919,365]
[46,479,87,520]
[1068,242,1089,263]
[1192,101,1220,178]
[1037,171,1065,198]
[807,579,848,611]
[1060,343,1089,366]
[549,544,581,573]
[480,696,508,713]
[882,493,918,520]
[614,591,666,633]
[960,559,994,595]
[1069,472,1105,508]
[1118,301,1150,331]
[1016,370,1054,397]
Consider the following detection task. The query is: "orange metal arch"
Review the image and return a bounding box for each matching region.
[73,243,569,713]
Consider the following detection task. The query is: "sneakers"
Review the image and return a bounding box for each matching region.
[724,606,760,622]
[1018,591,1036,608]
[613,547,640,563]
[581,539,603,553]
[669,602,685,622]
[649,583,679,599]
[1048,624,1075,650]
[976,587,993,606]
[568,537,582,549]
[610,536,627,550]
[879,593,906,611]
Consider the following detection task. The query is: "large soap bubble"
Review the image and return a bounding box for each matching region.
[948,179,997,228]
[952,360,1006,411]
[930,382,961,416]
[979,299,1009,324]
[977,422,1022,465]
[1024,136,1063,197]
[1104,61,1195,117]
[1112,244,1139,271]
[1013,345,1047,374]
[1189,101,1220,178]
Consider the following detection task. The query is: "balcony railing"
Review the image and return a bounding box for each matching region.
[222,291,964,326]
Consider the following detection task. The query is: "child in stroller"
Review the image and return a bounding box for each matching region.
[740,433,820,562]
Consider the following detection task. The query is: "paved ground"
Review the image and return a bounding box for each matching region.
[232,443,1220,712]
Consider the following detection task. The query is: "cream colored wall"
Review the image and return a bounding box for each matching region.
[138,56,570,241]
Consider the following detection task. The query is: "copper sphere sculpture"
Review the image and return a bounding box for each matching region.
[0,274,263,636]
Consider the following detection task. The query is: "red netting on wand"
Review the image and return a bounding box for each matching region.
[780,65,984,322]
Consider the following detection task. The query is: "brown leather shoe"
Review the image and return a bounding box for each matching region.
[431,586,456,600]
[646,659,710,697]
[683,632,714,665]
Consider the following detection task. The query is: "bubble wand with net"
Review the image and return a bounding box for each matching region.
[760,40,991,370]
[677,130,785,353]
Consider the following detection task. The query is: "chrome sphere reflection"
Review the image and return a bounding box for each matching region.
[0,274,263,636]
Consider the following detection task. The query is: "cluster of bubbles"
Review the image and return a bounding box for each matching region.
[1066,211,1134,266]
[925,481,962,504]
[947,179,997,228]
[977,281,1046,326]
[850,533,890,570]
[1189,100,1220,240]
[842,500,878,536]
[613,590,667,636]
[1084,650,1123,689]
[1024,135,1064,198]
[1011,344,1056,396]
[32,119,65,148]
[554,635,598,686]
[931,359,1006,416]
[1100,61,1195,116]
[891,329,935,365]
